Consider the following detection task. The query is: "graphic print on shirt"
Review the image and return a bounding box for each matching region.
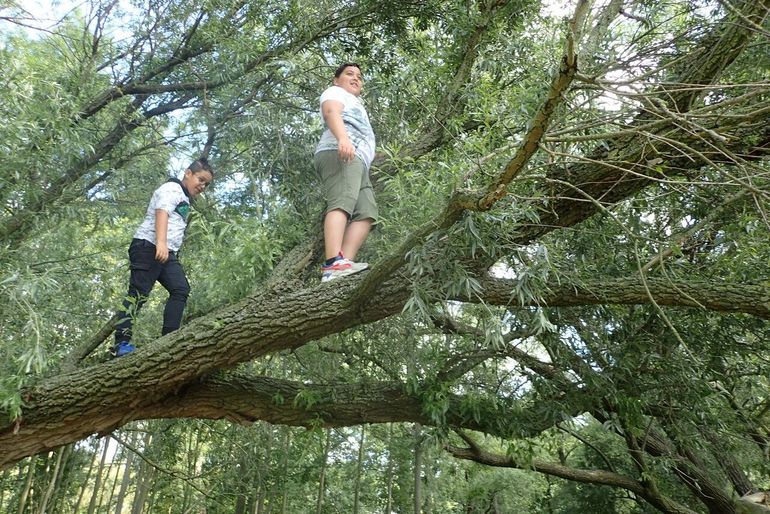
[341,106,374,157]
[315,86,376,169]
[175,201,190,220]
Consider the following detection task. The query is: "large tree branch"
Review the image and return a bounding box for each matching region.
[3,268,769,466]
[470,275,770,320]
[0,366,590,468]
[1,0,768,473]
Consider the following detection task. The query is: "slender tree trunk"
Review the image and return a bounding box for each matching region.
[254,430,270,514]
[104,455,121,514]
[145,473,159,514]
[37,445,68,514]
[0,466,9,510]
[413,424,423,514]
[130,432,154,514]
[280,429,291,514]
[115,435,136,514]
[131,465,155,514]
[234,452,249,514]
[353,425,366,514]
[182,426,203,514]
[315,430,331,514]
[95,459,116,513]
[16,456,37,514]
[424,457,431,514]
[73,442,98,513]
[234,492,247,514]
[86,438,110,514]
[52,444,74,512]
[384,424,394,514]
[252,486,265,514]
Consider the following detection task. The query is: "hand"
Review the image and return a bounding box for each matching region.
[155,242,169,263]
[337,137,355,162]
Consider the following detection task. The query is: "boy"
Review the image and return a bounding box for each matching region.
[112,158,214,357]
[314,62,377,282]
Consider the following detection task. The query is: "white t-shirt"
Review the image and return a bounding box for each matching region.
[314,85,376,169]
[133,180,191,251]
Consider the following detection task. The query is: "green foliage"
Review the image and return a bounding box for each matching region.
[1,0,770,512]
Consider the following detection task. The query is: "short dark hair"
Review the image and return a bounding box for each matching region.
[188,158,213,178]
[334,62,361,78]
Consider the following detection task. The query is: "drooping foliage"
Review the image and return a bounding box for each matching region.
[1,0,769,512]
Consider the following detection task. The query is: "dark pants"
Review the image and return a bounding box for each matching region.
[115,239,190,343]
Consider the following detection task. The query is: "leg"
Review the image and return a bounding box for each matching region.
[343,173,378,261]
[315,151,358,259]
[157,255,190,335]
[341,219,372,261]
[324,208,349,260]
[115,240,160,344]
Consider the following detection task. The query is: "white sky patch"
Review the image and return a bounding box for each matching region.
[540,0,575,19]
[4,0,81,35]
[3,0,135,42]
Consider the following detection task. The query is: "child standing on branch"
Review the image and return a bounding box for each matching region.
[314,62,378,282]
[112,159,214,357]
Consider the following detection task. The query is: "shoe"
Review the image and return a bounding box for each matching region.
[111,341,136,357]
[321,254,368,282]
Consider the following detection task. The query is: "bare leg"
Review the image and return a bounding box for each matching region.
[324,209,349,260]
[341,219,372,261]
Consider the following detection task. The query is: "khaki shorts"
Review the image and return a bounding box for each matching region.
[314,150,378,223]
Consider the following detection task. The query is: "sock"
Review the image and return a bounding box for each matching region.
[324,255,341,266]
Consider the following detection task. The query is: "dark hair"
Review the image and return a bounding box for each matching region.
[188,157,214,178]
[334,62,361,78]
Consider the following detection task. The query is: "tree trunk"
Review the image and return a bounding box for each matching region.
[0,467,9,510]
[130,432,154,514]
[353,425,366,514]
[182,427,203,514]
[72,441,98,513]
[16,456,37,514]
[115,435,136,514]
[413,424,423,514]
[280,429,291,514]
[37,445,68,514]
[384,425,394,514]
[315,430,331,514]
[86,438,110,514]
[105,456,121,514]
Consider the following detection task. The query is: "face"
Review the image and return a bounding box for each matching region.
[182,169,213,198]
[333,65,363,96]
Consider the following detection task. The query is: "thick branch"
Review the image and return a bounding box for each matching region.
[470,276,770,320]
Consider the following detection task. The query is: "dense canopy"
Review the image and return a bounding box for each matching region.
[1,0,769,512]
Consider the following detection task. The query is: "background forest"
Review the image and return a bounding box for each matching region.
[0,0,769,512]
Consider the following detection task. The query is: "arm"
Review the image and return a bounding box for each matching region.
[321,100,355,162]
[154,209,170,263]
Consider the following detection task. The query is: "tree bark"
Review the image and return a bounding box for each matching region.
[16,456,36,514]
[72,442,97,514]
[384,424,395,514]
[0,0,768,478]
[115,435,135,514]
[130,431,154,514]
[353,425,366,514]
[86,439,110,514]
[413,423,423,514]
[315,430,331,514]
[37,445,69,514]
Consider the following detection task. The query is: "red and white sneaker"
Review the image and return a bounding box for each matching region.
[321,254,368,282]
